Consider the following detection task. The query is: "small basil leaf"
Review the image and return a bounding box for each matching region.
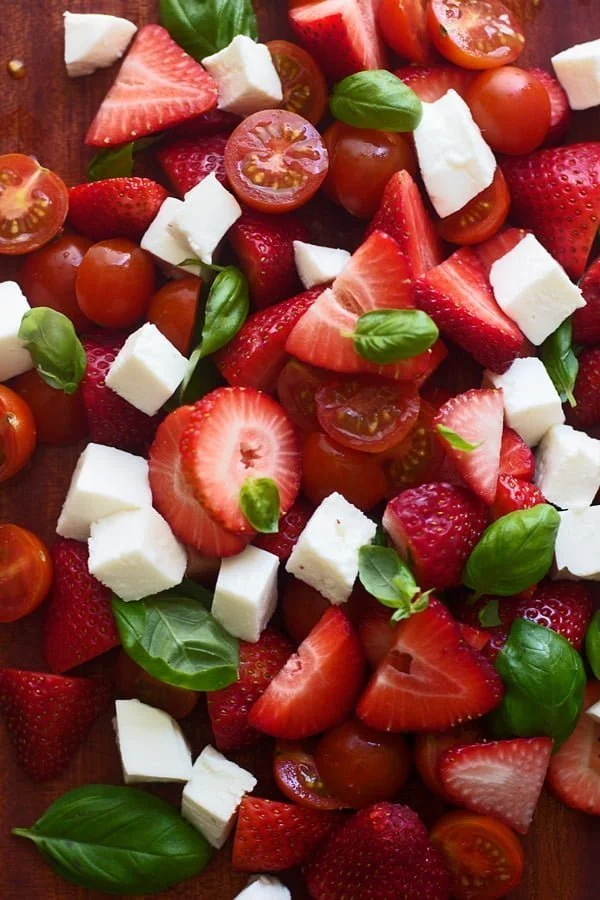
[160,0,257,61]
[585,609,600,679]
[352,309,439,365]
[330,70,423,132]
[240,477,280,534]
[179,348,223,405]
[358,544,429,621]
[87,136,163,181]
[478,597,502,628]
[436,425,481,453]
[540,318,578,407]
[18,307,86,394]
[373,524,388,547]
[198,266,249,359]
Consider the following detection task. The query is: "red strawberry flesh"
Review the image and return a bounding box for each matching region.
[67,178,168,243]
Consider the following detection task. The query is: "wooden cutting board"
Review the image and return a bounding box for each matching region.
[0,1,599,897]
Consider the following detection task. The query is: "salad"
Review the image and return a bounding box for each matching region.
[0,0,599,898]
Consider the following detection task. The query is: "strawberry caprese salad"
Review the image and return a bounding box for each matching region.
[0,0,599,897]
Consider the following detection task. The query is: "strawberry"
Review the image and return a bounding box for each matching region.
[570,347,600,428]
[357,597,398,668]
[501,143,600,280]
[473,227,528,276]
[572,257,600,345]
[414,722,485,797]
[547,680,600,816]
[513,580,592,651]
[67,178,168,243]
[421,341,485,409]
[383,483,488,590]
[439,737,553,834]
[157,134,228,197]
[490,474,546,520]
[0,669,111,781]
[207,628,293,752]
[43,540,120,673]
[395,63,476,102]
[527,68,571,145]
[254,497,314,561]
[458,623,490,652]
[498,426,535,480]
[86,25,218,147]
[305,802,451,900]
[166,107,239,139]
[249,607,365,739]
[149,406,248,557]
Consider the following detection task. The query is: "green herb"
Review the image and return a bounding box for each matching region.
[159,0,257,60]
[540,318,578,407]
[178,355,223,405]
[436,425,481,453]
[373,524,388,547]
[585,609,600,679]
[358,544,430,622]
[478,597,502,628]
[18,308,86,394]
[330,70,423,132]
[351,309,439,365]
[240,477,280,534]
[87,136,163,181]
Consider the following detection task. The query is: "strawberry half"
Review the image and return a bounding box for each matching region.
[547,681,600,816]
[254,497,314,561]
[395,63,476,102]
[157,134,228,197]
[498,426,535,481]
[527,68,571,146]
[473,227,528,277]
[490,474,546,520]
[572,257,600,345]
[67,178,168,243]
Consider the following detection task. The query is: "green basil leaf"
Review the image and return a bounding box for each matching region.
[178,353,223,405]
[198,266,249,359]
[352,309,439,365]
[358,544,429,621]
[330,70,423,132]
[585,609,600,679]
[373,524,388,547]
[18,308,86,394]
[478,597,502,628]
[12,784,211,894]
[87,136,163,181]
[540,318,578,407]
[159,0,257,60]
[463,504,560,597]
[436,425,480,453]
[240,477,280,534]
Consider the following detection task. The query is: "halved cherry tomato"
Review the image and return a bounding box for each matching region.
[414,722,484,796]
[224,109,328,213]
[274,741,347,810]
[0,385,36,482]
[431,811,525,898]
[267,40,327,125]
[438,169,511,246]
[302,433,388,511]
[75,238,156,328]
[0,154,69,255]
[0,524,53,623]
[427,0,525,70]
[378,0,431,63]
[281,576,331,644]
[276,359,330,432]
[147,277,201,355]
[115,651,198,720]
[377,400,444,496]
[11,370,87,445]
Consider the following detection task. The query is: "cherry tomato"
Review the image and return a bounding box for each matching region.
[267,40,327,125]
[302,433,387,511]
[147,277,201,355]
[378,0,431,63]
[377,400,444,495]
[0,524,53,623]
[11,370,87,445]
[276,359,329,432]
[431,811,525,898]
[414,723,484,796]
[0,385,36,482]
[427,0,525,70]
[323,122,416,220]
[0,154,69,255]
[274,741,347,810]
[437,169,511,246]
[281,576,331,644]
[224,109,328,213]
[75,238,156,328]
[467,66,551,154]
[115,651,198,720]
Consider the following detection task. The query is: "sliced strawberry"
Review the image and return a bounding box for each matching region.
[414,722,485,797]
[498,426,535,480]
[572,258,600,345]
[528,68,570,145]
[458,623,490,653]
[67,178,168,243]
[395,63,476,102]
[86,25,218,147]
[157,134,228,197]
[473,227,528,277]
[547,681,600,815]
[439,738,553,834]
[490,474,546,520]
[570,347,600,428]
[357,597,398,668]
[254,497,314,561]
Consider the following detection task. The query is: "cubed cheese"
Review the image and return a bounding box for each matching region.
[555,507,600,580]
[106,323,188,416]
[552,39,600,110]
[57,443,152,541]
[489,234,585,346]
[534,424,600,509]
[114,699,192,784]
[64,11,137,78]
[202,35,282,117]
[0,281,33,382]
[286,492,377,605]
[88,507,186,601]
[182,745,257,848]
[235,876,291,899]
[140,197,202,274]
[585,699,600,724]
[485,358,565,448]
[413,89,496,218]
[169,173,241,264]
[212,545,278,642]
[293,241,351,289]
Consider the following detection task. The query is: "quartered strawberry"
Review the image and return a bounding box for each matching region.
[572,257,600,345]
[514,581,593,651]
[157,134,228,197]
[458,623,491,653]
[452,593,517,662]
[67,178,168,243]
[86,25,218,147]
[473,227,528,277]
[547,680,600,816]
[490,474,546,520]
[254,497,314,561]
[439,738,553,834]
[43,540,120,674]
[570,347,600,428]
[498,426,535,480]
[0,669,111,781]
[395,63,476,102]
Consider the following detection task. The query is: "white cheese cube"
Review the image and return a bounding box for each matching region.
[489,234,585,346]
[140,197,201,275]
[64,11,137,78]
[57,443,152,541]
[169,173,241,265]
[114,699,192,784]
[182,745,257,848]
[202,35,283,117]
[235,876,291,899]
[555,507,600,580]
[212,545,279,642]
[552,39,600,110]
[534,424,600,509]
[413,89,496,218]
[0,281,33,382]
[585,699,600,724]
[485,358,565,448]
[286,492,377,605]
[88,507,186,601]
[293,241,351,289]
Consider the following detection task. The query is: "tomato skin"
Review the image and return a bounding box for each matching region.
[267,40,327,125]
[378,0,431,63]
[75,238,156,329]
[302,433,387,511]
[0,154,69,255]
[438,169,511,246]
[0,385,36,482]
[282,576,331,645]
[115,651,198,720]
[147,277,201,355]
[276,359,329,433]
[377,400,444,496]
[0,524,53,623]
[414,723,484,796]
[10,370,87,445]
[427,0,525,70]
[274,741,348,810]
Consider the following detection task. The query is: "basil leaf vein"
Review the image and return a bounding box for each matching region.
[352,309,439,365]
[330,70,423,132]
[18,307,86,394]
[159,0,258,60]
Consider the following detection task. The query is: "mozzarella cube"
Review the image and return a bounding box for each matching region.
[555,507,600,580]
[140,197,202,274]
[489,234,585,346]
[552,39,600,110]
[88,507,186,601]
[57,443,151,540]
[413,90,496,218]
[235,876,291,899]
[169,173,241,265]
[64,12,137,78]
[114,699,192,784]
[293,241,351,289]
[485,358,565,448]
[212,545,279,642]
[585,699,600,724]
[182,745,257,848]
[0,281,33,382]
[202,35,282,117]
[286,492,377,605]
[535,424,600,509]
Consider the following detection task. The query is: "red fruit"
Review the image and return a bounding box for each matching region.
[254,497,313,561]
[547,680,600,816]
[157,135,228,197]
[414,723,485,797]
[458,623,490,653]
[67,178,168,243]
[514,581,593,651]
[570,347,600,428]
[395,63,476,102]
[439,738,553,834]
[572,258,600,345]
[86,25,218,146]
[166,107,240,139]
[358,598,398,668]
[501,143,600,280]
[528,68,571,145]
[43,540,120,674]
[473,227,528,277]
[498,426,535,480]
[0,669,111,781]
[490,474,546,520]
[249,607,365,739]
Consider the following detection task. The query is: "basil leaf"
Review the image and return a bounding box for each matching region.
[491,618,586,747]
[240,477,280,534]
[88,136,163,181]
[160,0,257,61]
[352,309,439,365]
[179,354,223,405]
[436,425,480,453]
[540,318,578,407]
[330,70,423,132]
[585,609,600,679]
[463,504,560,596]
[12,784,211,894]
[198,266,249,359]
[18,307,86,394]
[478,597,502,628]
[373,524,388,547]
[358,544,430,622]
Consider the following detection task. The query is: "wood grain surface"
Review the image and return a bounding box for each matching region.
[0,1,599,898]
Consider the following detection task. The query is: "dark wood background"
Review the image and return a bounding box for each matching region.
[0,1,598,897]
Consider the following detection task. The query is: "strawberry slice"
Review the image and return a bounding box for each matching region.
[458,623,491,653]
[528,68,571,146]
[498,426,535,480]
[572,257,600,345]
[395,63,476,102]
[490,474,546,520]
[473,227,528,277]
[547,681,600,815]
[157,134,228,197]
[249,607,365,739]
[86,25,218,147]
[67,178,168,243]
[439,737,553,834]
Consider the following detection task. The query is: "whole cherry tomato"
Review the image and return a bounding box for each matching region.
[267,40,327,125]
[437,169,511,245]
[274,741,347,810]
[281,576,331,644]
[378,0,431,63]
[0,385,36,482]
[75,238,156,328]
[0,524,53,622]
[11,370,87,445]
[115,651,198,720]
[147,277,201,355]
[0,154,68,255]
[302,433,387,511]
[427,0,525,70]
